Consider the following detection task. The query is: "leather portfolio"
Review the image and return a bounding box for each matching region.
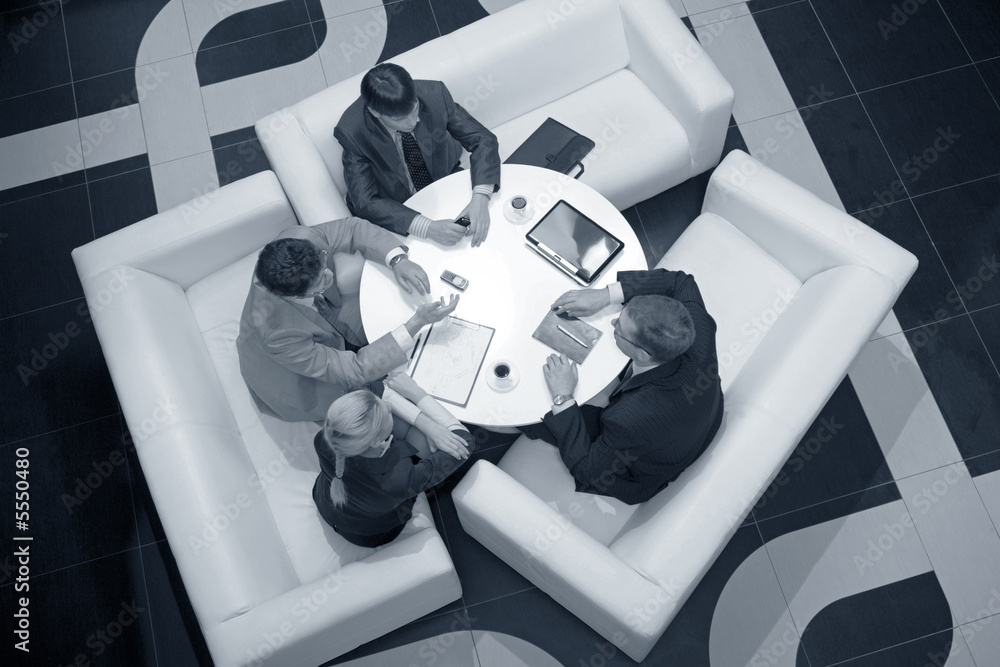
[505,118,595,178]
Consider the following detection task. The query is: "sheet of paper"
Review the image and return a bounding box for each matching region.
[410,316,495,407]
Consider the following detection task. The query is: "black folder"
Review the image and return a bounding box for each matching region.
[504,118,595,179]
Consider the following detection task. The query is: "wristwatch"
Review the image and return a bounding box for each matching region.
[388,245,410,268]
[552,394,574,406]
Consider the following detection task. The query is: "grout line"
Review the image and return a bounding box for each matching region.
[0,411,122,449]
[425,0,442,37]
[55,1,97,242]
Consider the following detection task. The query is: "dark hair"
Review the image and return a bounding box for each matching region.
[628,295,695,363]
[255,238,324,297]
[361,63,417,118]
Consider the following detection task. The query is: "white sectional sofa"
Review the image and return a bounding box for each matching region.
[255,0,734,250]
[451,150,919,661]
[71,171,461,667]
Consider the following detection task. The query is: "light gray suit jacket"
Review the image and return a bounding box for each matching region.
[237,218,409,422]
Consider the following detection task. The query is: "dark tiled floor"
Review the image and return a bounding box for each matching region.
[2,0,1000,666]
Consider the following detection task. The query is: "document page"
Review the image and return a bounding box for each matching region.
[410,316,495,407]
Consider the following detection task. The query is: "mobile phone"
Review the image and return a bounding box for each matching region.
[441,270,469,291]
[455,216,471,227]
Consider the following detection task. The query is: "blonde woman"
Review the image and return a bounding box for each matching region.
[312,373,473,547]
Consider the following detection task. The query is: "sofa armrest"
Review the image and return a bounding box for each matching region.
[620,0,735,177]
[72,171,295,289]
[453,460,672,661]
[255,110,352,227]
[205,528,461,667]
[704,150,918,296]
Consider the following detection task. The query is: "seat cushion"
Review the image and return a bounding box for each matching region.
[186,255,435,585]
[492,70,690,211]
[498,435,638,545]
[658,212,803,391]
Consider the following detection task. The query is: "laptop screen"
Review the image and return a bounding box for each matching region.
[526,200,624,284]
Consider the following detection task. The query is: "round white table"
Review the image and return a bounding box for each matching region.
[360,164,647,427]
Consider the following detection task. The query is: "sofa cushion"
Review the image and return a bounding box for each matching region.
[493,70,689,210]
[658,212,803,390]
[498,436,638,546]
[187,253,435,585]
[445,0,629,131]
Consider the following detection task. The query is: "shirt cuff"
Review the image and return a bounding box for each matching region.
[607,282,625,305]
[416,395,465,431]
[382,387,422,425]
[390,324,414,351]
[384,246,408,268]
[551,399,577,415]
[472,184,494,198]
[408,215,432,238]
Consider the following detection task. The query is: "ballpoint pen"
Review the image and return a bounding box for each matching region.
[407,334,422,370]
[556,324,588,348]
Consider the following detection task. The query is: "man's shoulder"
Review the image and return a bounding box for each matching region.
[335,96,369,137]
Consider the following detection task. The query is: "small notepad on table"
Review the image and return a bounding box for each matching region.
[531,310,603,364]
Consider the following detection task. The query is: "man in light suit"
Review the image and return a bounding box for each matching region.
[237,216,458,423]
[334,63,501,247]
[522,269,724,505]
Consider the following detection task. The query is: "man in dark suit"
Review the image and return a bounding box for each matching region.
[237,216,458,423]
[523,269,724,505]
[334,63,501,247]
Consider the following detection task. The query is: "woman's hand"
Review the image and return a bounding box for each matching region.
[384,371,427,404]
[422,420,470,460]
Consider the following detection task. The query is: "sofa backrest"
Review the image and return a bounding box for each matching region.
[289,0,629,195]
[79,267,301,626]
[607,262,897,587]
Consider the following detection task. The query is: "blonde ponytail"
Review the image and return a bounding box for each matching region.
[322,390,393,507]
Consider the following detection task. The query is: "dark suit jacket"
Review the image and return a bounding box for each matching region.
[236,218,409,423]
[334,79,501,235]
[532,269,724,505]
[312,429,475,547]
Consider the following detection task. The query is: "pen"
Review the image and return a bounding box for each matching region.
[408,335,422,369]
[557,325,588,348]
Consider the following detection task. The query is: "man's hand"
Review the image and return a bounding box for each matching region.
[392,258,430,295]
[543,353,578,398]
[551,287,611,318]
[384,371,427,404]
[422,421,471,460]
[406,294,460,335]
[426,219,466,246]
[459,193,491,247]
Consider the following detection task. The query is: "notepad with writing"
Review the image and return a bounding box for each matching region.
[410,316,494,407]
[531,310,602,364]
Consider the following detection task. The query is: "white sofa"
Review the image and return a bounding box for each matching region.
[255,0,734,281]
[71,171,461,667]
[451,150,919,661]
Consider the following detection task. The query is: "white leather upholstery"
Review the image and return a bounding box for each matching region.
[71,171,462,666]
[256,0,734,226]
[452,150,919,661]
